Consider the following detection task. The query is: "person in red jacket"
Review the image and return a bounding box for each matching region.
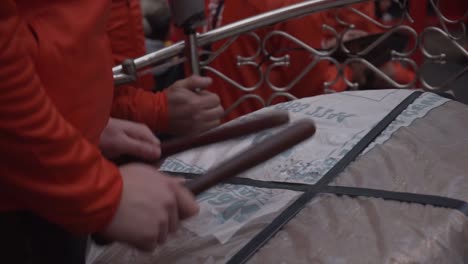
[108,0,224,136]
[0,1,200,263]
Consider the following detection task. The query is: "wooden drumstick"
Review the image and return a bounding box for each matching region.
[185,118,316,195]
[113,111,289,165]
[161,110,290,157]
[93,118,316,246]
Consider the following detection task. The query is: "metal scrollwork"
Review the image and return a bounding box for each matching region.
[113,0,468,115]
[223,94,266,117]
[201,32,264,92]
[429,0,467,40]
[420,27,468,63]
[342,57,418,89]
[419,26,467,91]
[262,29,341,92]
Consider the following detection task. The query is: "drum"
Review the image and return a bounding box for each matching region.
[89,89,468,263]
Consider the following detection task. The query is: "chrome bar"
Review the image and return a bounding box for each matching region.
[186,32,201,76]
[113,0,366,83]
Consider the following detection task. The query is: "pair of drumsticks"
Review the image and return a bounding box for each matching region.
[93,111,316,245]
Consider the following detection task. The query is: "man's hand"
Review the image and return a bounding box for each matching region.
[165,75,224,136]
[101,164,199,251]
[99,118,161,161]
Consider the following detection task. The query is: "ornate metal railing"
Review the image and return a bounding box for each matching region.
[113,0,467,113]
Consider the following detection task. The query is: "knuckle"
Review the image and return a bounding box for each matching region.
[141,233,158,250]
[215,107,224,118]
[153,137,161,145]
[192,113,203,122]
[166,198,177,210]
[161,194,176,210]
[138,123,149,131]
[136,144,148,154]
[187,102,196,111]
[207,122,219,130]
[159,216,169,227]
[172,79,183,87]
[204,90,218,99]
[190,102,202,112]
[211,94,221,104]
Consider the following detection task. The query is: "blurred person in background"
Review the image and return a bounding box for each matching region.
[141,0,186,90]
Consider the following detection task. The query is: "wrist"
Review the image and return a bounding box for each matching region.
[154,91,170,134]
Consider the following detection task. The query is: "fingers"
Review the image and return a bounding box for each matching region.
[168,200,179,234]
[157,217,169,245]
[121,136,161,160]
[157,179,190,245]
[194,120,221,134]
[125,122,161,146]
[107,166,198,252]
[122,122,161,160]
[190,92,223,132]
[165,75,224,135]
[172,177,187,184]
[194,93,223,133]
[198,91,222,110]
[158,178,193,244]
[197,104,224,123]
[173,75,213,92]
[170,179,200,220]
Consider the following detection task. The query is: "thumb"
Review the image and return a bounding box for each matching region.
[169,178,199,219]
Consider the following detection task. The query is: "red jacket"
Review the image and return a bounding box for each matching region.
[0,0,121,233]
[108,0,169,133]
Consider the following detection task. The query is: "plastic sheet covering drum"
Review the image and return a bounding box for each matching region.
[88,89,468,263]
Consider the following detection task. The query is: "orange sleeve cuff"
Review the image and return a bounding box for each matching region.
[111,86,170,133]
[147,91,169,133]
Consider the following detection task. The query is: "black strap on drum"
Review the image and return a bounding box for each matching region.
[226,91,423,264]
[170,172,308,192]
[174,173,468,217]
[322,186,468,217]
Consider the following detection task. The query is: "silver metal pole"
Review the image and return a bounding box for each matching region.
[186,32,201,76]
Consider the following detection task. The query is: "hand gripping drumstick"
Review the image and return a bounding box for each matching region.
[113,111,289,165]
[93,117,316,246]
[184,118,316,194]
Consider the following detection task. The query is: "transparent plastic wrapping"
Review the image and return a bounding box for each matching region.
[90,100,468,263]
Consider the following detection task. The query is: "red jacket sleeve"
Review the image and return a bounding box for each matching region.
[111,87,170,132]
[0,1,122,234]
[107,0,170,133]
